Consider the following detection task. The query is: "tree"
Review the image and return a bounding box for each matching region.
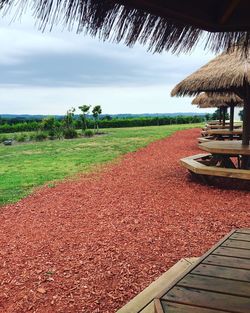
[92,105,102,132]
[204,113,211,121]
[63,108,78,139]
[78,105,91,131]
[64,108,75,130]
[41,116,56,131]
[212,108,229,121]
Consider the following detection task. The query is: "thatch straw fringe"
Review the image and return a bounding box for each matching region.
[1,0,250,54]
[171,47,250,96]
[192,92,244,108]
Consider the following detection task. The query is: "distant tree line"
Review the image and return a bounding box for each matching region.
[0,112,204,134]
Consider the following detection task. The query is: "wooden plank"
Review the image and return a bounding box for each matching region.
[199,140,250,156]
[191,264,250,282]
[154,299,164,313]
[117,258,198,313]
[155,230,236,300]
[180,156,250,180]
[139,301,153,313]
[160,301,230,313]
[162,286,250,313]
[177,274,250,297]
[203,255,250,270]
[236,229,250,235]
[213,246,250,259]
[222,239,250,250]
[230,233,250,242]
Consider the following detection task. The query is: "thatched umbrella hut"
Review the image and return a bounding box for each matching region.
[192,92,243,130]
[1,1,250,54]
[171,47,250,145]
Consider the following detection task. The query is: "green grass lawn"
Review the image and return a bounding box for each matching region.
[0,124,201,206]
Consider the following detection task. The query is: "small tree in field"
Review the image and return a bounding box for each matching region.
[78,105,91,131]
[63,108,78,139]
[92,105,102,133]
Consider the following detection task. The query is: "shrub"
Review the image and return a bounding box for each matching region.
[29,133,36,141]
[84,129,94,137]
[0,135,9,143]
[16,133,27,142]
[35,132,48,141]
[63,128,78,139]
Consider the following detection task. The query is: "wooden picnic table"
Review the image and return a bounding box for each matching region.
[205,124,242,129]
[201,129,242,140]
[199,141,250,156]
[205,129,242,136]
[154,228,250,313]
[198,141,250,169]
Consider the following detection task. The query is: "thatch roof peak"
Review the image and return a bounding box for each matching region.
[171,46,250,96]
[1,0,250,54]
[192,92,244,108]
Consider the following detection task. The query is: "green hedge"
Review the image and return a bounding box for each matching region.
[0,116,204,133]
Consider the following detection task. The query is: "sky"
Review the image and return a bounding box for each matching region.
[0,12,217,115]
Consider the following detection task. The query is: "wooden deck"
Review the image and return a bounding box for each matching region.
[154,229,250,313]
[117,258,198,313]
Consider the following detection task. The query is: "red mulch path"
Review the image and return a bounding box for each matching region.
[0,128,249,313]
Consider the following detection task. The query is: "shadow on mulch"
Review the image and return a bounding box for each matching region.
[187,172,250,191]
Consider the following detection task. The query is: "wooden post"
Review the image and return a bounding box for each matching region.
[242,97,250,145]
[229,105,234,131]
[222,107,226,126]
[219,107,222,124]
[241,86,250,168]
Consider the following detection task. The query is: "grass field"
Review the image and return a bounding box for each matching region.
[0,124,201,206]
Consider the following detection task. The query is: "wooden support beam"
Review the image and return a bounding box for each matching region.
[219,0,241,24]
[222,107,227,127]
[229,105,234,132]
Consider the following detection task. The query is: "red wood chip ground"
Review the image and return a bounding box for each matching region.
[0,129,249,313]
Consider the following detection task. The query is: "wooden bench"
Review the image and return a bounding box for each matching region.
[154,228,250,313]
[180,154,250,180]
[198,137,213,143]
[116,258,198,313]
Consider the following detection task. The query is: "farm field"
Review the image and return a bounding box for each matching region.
[0,123,201,205]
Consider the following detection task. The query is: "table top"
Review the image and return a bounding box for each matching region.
[155,229,250,313]
[206,129,242,135]
[206,124,242,129]
[199,141,250,155]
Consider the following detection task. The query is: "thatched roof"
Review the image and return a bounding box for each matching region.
[171,46,250,96]
[1,0,250,53]
[192,92,244,108]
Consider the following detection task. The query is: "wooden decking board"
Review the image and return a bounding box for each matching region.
[236,229,250,235]
[162,286,250,313]
[177,274,250,297]
[191,264,250,282]
[213,246,250,259]
[160,302,229,313]
[116,258,198,313]
[156,229,250,313]
[203,254,250,270]
[230,233,250,242]
[222,239,250,250]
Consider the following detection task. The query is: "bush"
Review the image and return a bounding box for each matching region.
[0,135,9,143]
[35,132,48,141]
[84,129,94,137]
[15,133,27,142]
[63,128,78,139]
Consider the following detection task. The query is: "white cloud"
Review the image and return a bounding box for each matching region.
[0,11,216,114]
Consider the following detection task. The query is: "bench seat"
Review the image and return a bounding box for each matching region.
[180,153,250,180]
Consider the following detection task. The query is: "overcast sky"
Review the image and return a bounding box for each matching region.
[0,13,216,115]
